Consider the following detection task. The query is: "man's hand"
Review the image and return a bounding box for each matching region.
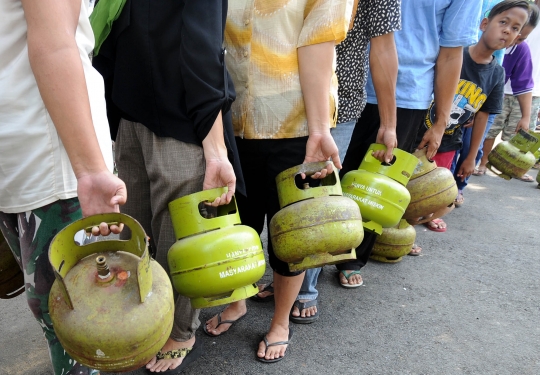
[302,132,341,179]
[77,170,127,235]
[417,122,445,160]
[373,126,398,163]
[203,158,236,206]
[456,156,476,181]
[515,117,530,134]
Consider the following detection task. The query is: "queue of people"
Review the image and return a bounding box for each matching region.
[1,0,539,374]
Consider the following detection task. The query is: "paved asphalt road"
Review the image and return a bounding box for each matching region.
[1,167,539,375]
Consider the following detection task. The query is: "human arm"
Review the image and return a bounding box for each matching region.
[181,1,236,201]
[298,41,341,180]
[417,46,463,159]
[370,32,398,163]
[202,111,236,205]
[515,92,533,133]
[456,111,489,181]
[22,0,126,234]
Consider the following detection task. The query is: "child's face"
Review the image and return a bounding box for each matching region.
[513,24,535,45]
[480,7,530,50]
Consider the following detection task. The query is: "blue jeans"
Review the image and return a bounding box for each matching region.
[451,113,496,191]
[331,120,356,164]
[296,121,355,301]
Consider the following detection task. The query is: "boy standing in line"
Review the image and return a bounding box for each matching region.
[420,0,531,232]
[476,3,539,181]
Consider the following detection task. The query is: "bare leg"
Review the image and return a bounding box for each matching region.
[257,271,304,361]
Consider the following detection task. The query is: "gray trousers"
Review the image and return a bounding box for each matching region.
[115,119,204,341]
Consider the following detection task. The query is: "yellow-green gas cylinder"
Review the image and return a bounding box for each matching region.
[370,220,416,263]
[269,162,364,272]
[168,187,265,308]
[48,213,174,372]
[0,232,25,299]
[487,130,539,180]
[403,148,458,223]
[340,144,418,234]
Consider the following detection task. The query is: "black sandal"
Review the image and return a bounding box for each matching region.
[249,282,274,302]
[289,299,319,324]
[202,310,246,337]
[256,328,293,363]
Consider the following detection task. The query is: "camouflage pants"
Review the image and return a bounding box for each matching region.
[0,198,99,375]
[488,94,540,141]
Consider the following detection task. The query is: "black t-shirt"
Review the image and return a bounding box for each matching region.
[416,47,505,153]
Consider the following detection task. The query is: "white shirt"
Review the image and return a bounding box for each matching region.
[527,26,540,97]
[0,0,113,213]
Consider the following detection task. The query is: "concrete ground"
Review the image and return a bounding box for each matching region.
[1,167,539,375]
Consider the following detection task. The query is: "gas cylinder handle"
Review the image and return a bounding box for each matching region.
[49,213,152,309]
[359,144,418,186]
[168,187,241,240]
[274,161,342,209]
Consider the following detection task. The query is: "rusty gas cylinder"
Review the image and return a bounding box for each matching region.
[403,148,458,223]
[370,220,416,263]
[269,162,364,271]
[48,213,174,372]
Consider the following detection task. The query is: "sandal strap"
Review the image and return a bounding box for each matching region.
[156,347,193,360]
[215,310,243,328]
[293,299,317,310]
[340,270,361,279]
[261,282,274,293]
[263,336,289,348]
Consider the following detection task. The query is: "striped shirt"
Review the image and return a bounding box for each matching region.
[225,0,354,139]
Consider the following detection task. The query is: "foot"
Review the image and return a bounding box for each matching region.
[338,270,363,286]
[204,303,247,336]
[519,174,534,182]
[473,167,486,176]
[425,218,447,231]
[290,299,317,318]
[454,190,464,207]
[146,336,196,373]
[256,283,274,299]
[408,244,422,256]
[257,325,289,361]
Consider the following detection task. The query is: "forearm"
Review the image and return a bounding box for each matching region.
[24,0,108,178]
[370,32,398,132]
[202,111,228,161]
[516,92,533,120]
[298,41,335,135]
[433,47,463,130]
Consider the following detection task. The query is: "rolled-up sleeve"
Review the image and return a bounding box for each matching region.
[297,0,354,48]
[180,0,235,141]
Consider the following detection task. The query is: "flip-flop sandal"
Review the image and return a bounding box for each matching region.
[203,310,246,337]
[289,299,319,324]
[257,328,293,363]
[146,340,203,375]
[424,218,447,232]
[454,191,464,207]
[472,168,487,176]
[338,270,363,288]
[249,282,274,302]
[408,244,422,256]
[519,174,534,182]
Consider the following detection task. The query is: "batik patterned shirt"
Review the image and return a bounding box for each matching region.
[335,0,401,124]
[225,0,354,139]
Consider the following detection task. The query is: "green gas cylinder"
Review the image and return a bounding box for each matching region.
[403,148,458,222]
[370,220,416,263]
[487,130,539,180]
[168,187,265,308]
[340,144,418,234]
[0,232,24,299]
[48,213,174,372]
[269,162,364,272]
